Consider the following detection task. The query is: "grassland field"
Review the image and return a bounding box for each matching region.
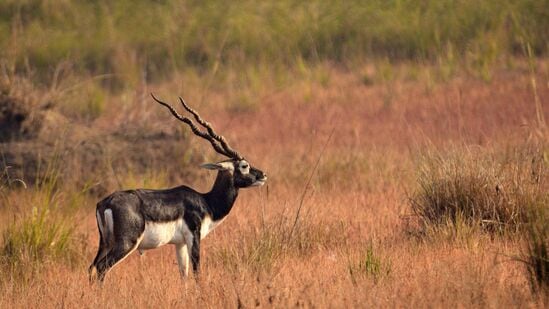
[0,1,548,308]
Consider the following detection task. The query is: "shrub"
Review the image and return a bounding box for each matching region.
[410,144,547,235]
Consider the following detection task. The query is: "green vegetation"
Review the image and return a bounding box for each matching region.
[0,160,85,282]
[410,144,548,235]
[0,0,546,88]
[348,244,391,284]
[1,199,77,281]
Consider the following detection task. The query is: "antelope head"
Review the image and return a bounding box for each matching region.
[151,94,267,190]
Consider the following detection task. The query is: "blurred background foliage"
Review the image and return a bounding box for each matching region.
[0,0,546,88]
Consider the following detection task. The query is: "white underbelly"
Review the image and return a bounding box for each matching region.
[137,216,226,251]
[200,216,225,239]
[138,219,188,250]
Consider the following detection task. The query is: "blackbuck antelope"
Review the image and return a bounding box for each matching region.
[88,94,267,282]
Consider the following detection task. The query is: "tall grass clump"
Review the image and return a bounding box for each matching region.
[522,202,549,295]
[0,161,84,282]
[214,215,347,273]
[410,144,547,235]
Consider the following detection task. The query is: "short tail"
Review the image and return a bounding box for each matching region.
[96,208,114,248]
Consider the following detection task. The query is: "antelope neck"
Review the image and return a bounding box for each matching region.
[204,170,239,221]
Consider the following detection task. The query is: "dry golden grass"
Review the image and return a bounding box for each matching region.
[1,63,548,307]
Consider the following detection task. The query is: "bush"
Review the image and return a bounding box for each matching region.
[410,144,547,235]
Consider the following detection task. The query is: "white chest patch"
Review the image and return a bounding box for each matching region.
[200,216,225,239]
[138,219,191,250]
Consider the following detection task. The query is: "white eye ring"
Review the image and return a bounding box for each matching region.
[239,161,250,174]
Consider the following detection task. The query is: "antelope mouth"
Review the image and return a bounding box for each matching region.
[252,177,267,186]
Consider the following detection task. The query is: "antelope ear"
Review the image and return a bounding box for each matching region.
[200,162,234,171]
